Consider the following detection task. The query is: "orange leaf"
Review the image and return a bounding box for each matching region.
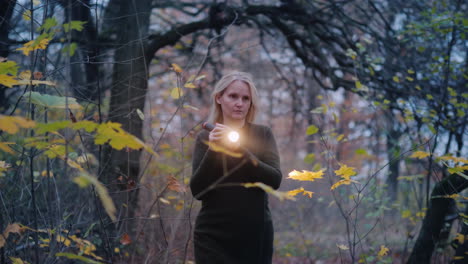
[120,233,132,245]
[167,176,186,193]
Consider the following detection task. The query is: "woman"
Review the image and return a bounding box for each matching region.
[190,71,282,264]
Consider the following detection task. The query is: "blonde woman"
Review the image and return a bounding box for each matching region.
[190,72,282,263]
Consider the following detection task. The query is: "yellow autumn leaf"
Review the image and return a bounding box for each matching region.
[0,142,15,154]
[454,233,465,244]
[401,210,411,218]
[287,169,325,181]
[303,190,313,198]
[0,115,36,134]
[184,82,196,88]
[377,245,389,258]
[438,155,468,164]
[244,182,296,201]
[410,151,430,159]
[288,187,314,198]
[330,179,358,190]
[10,257,28,264]
[288,187,305,196]
[175,200,184,211]
[334,164,357,179]
[94,122,158,157]
[56,235,72,247]
[171,63,183,73]
[170,87,184,99]
[17,38,50,56]
[0,161,11,171]
[73,172,116,221]
[203,141,243,158]
[22,10,31,21]
[0,74,19,88]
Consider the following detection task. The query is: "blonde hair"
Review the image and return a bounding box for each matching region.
[207,71,259,124]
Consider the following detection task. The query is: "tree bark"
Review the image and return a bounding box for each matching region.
[59,0,100,101]
[0,0,17,112]
[407,172,468,264]
[103,0,152,231]
[386,126,401,202]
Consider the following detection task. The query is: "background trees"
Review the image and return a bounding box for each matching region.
[0,0,467,263]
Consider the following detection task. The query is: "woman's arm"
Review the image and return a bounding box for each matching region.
[242,126,282,190]
[190,131,220,200]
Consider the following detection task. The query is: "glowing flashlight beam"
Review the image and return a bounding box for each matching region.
[228,131,240,142]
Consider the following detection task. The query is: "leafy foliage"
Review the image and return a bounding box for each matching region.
[244,182,295,201]
[287,169,324,181]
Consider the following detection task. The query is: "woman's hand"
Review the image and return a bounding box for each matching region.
[208,123,240,150]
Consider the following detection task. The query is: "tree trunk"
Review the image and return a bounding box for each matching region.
[59,0,100,101]
[407,172,468,263]
[386,127,401,202]
[0,0,17,112]
[104,0,152,231]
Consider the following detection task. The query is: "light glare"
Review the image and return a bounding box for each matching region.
[228,131,239,142]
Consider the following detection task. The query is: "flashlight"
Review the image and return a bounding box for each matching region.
[202,122,240,143]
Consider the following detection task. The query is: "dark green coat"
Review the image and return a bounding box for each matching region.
[190,123,282,264]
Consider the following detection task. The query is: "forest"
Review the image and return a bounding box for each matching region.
[0,0,467,263]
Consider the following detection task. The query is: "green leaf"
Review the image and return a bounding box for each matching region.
[27,91,82,109]
[73,175,91,188]
[170,87,183,99]
[71,121,98,133]
[62,43,77,56]
[303,153,315,164]
[355,148,368,155]
[393,76,400,83]
[36,121,71,134]
[55,253,102,264]
[310,106,324,114]
[355,81,363,89]
[0,61,19,75]
[38,17,58,32]
[306,125,319,135]
[63,21,87,33]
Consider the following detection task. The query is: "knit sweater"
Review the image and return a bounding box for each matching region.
[190,123,282,264]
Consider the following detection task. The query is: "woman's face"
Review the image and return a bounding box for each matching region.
[216,80,252,123]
